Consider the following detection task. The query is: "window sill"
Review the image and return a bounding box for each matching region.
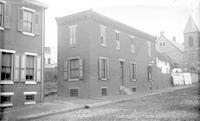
[101,78,107,81]
[25,81,37,85]
[22,32,35,36]
[69,45,76,48]
[0,92,14,96]
[100,44,106,47]
[0,27,4,31]
[24,101,36,105]
[68,78,80,81]
[0,103,13,107]
[0,81,14,85]
[131,79,137,82]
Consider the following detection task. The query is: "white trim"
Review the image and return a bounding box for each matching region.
[99,56,108,60]
[131,79,137,82]
[68,56,80,60]
[0,103,13,107]
[68,78,79,81]
[25,81,37,85]
[68,25,77,29]
[22,32,35,37]
[24,101,36,105]
[115,30,120,33]
[0,81,14,85]
[119,58,125,62]
[0,27,4,30]
[25,52,38,56]
[130,35,135,38]
[0,49,16,53]
[24,91,37,95]
[0,92,14,96]
[22,7,36,12]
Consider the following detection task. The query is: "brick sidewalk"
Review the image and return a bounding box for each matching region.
[1,85,194,121]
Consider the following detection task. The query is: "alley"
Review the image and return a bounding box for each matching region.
[32,85,200,121]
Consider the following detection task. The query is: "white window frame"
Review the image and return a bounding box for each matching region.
[101,87,107,96]
[21,7,36,36]
[0,49,15,84]
[115,30,120,50]
[25,52,37,84]
[0,92,14,107]
[24,91,37,105]
[100,25,106,47]
[99,57,109,80]
[0,1,5,30]
[130,35,135,53]
[68,57,80,81]
[130,61,136,81]
[69,25,77,47]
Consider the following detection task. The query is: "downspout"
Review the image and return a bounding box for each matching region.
[41,9,45,102]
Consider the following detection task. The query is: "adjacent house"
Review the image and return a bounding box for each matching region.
[56,10,172,98]
[156,31,184,68]
[0,0,47,107]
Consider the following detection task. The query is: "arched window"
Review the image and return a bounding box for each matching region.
[189,36,194,47]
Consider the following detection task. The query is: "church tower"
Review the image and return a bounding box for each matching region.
[183,14,200,75]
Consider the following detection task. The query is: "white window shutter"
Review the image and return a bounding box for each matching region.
[18,8,23,32]
[106,59,109,79]
[98,58,102,79]
[20,54,26,82]
[36,56,41,82]
[0,52,2,80]
[63,61,68,81]
[32,12,36,34]
[79,59,84,80]
[4,3,11,29]
[129,63,132,80]
[35,12,40,35]
[14,54,20,82]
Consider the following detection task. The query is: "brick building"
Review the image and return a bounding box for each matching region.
[0,0,47,107]
[56,10,172,98]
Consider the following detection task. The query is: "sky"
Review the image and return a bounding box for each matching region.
[40,0,199,63]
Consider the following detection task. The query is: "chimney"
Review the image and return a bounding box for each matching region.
[160,31,164,36]
[173,36,176,41]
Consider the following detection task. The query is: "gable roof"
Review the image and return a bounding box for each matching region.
[56,9,155,41]
[157,35,184,52]
[22,0,48,9]
[184,14,199,33]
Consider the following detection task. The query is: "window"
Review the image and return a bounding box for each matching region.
[26,95,34,101]
[1,52,13,81]
[69,25,77,46]
[0,92,14,107]
[0,2,4,28]
[23,10,34,33]
[69,88,79,97]
[101,87,107,96]
[48,58,51,64]
[100,25,106,46]
[26,55,35,81]
[98,57,109,80]
[130,62,136,81]
[69,58,79,79]
[189,36,194,47]
[132,87,136,92]
[130,36,135,53]
[147,41,151,57]
[115,31,120,50]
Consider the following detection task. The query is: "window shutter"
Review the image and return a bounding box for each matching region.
[18,8,23,32]
[63,61,68,81]
[0,52,2,80]
[79,59,84,80]
[36,56,41,82]
[20,54,26,82]
[4,3,11,29]
[98,58,102,79]
[106,59,109,79]
[129,63,132,80]
[32,12,36,34]
[14,54,20,82]
[35,12,40,35]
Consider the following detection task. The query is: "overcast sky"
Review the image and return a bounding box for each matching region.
[40,0,199,63]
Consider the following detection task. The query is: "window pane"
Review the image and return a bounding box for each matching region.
[23,10,33,33]
[70,59,79,79]
[26,55,35,80]
[1,52,12,80]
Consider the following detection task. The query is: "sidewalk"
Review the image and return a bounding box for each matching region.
[2,85,194,121]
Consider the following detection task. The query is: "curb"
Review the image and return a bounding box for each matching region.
[14,85,194,121]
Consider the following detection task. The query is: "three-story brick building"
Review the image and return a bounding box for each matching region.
[0,0,47,107]
[56,10,172,98]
